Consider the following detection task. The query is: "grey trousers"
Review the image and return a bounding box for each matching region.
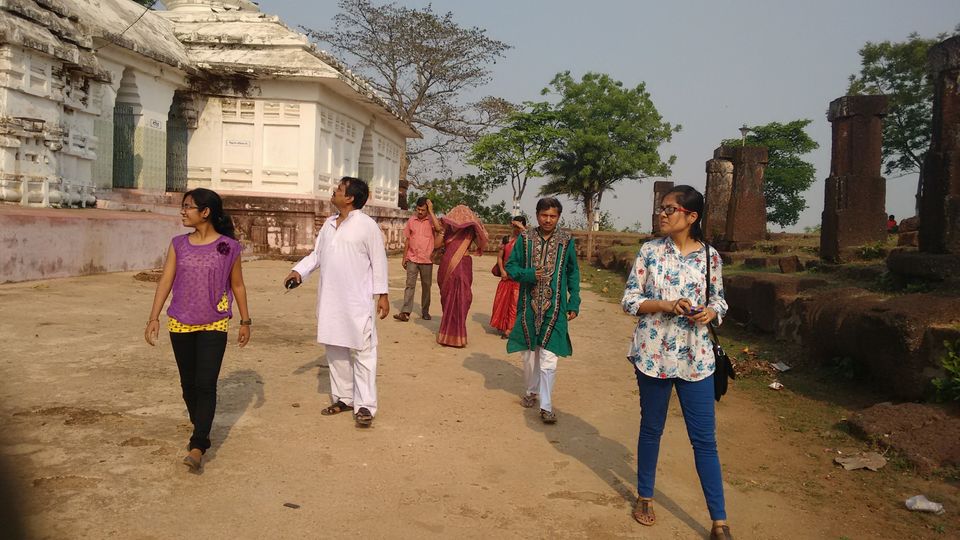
[401,262,433,315]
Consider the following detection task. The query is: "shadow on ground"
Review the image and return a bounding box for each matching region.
[203,369,266,468]
[463,352,708,536]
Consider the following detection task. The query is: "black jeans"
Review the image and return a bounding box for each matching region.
[170,330,227,453]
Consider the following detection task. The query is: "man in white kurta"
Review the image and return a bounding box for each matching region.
[286,177,389,427]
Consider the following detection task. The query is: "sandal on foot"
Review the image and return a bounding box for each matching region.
[182,454,202,472]
[520,394,537,408]
[632,498,655,526]
[540,409,557,424]
[710,525,733,539]
[354,407,373,427]
[321,401,352,416]
[392,312,410,322]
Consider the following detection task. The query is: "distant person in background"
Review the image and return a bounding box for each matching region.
[505,198,580,425]
[887,214,899,234]
[395,197,442,322]
[490,216,527,338]
[436,205,489,347]
[145,188,251,472]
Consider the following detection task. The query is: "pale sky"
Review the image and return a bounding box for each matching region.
[258,0,958,231]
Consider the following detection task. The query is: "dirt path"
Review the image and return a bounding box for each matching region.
[0,258,953,539]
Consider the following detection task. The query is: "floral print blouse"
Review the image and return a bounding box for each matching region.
[621,236,728,381]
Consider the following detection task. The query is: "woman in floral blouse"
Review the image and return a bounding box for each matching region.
[621,185,732,540]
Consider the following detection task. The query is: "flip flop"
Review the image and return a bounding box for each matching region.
[392,313,410,322]
[540,409,557,424]
[710,525,733,539]
[321,401,352,416]
[520,394,537,408]
[633,498,655,526]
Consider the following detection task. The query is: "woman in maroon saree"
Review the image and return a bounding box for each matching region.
[436,205,489,347]
[490,216,527,338]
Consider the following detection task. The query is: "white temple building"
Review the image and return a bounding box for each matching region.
[0,0,418,263]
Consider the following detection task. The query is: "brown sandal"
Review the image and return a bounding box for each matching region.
[354,407,373,427]
[632,497,655,526]
[393,312,410,322]
[520,394,537,408]
[182,454,202,472]
[321,401,352,416]
[710,525,733,539]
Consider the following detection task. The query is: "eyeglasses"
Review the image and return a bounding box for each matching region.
[657,205,693,216]
[181,205,199,211]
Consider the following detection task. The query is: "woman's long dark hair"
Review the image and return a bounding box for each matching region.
[184,188,236,240]
[665,185,705,242]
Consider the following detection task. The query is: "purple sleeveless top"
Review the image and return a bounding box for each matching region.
[166,234,241,325]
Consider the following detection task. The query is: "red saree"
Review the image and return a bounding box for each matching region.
[437,206,488,347]
[490,237,520,334]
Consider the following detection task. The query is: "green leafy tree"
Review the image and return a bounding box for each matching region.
[847,27,960,212]
[537,72,679,234]
[408,174,511,224]
[303,0,512,204]
[467,102,558,215]
[847,32,940,176]
[722,120,819,228]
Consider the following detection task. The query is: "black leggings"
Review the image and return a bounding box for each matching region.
[169,331,227,453]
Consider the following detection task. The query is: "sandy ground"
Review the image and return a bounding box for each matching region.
[0,257,951,539]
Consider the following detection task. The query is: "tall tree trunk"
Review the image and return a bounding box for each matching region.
[513,178,523,216]
[584,195,596,264]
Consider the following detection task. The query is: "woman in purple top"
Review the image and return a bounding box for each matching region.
[144,188,251,472]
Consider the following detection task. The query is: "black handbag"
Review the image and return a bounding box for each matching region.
[705,244,735,401]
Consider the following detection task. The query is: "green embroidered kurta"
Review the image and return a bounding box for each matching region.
[505,228,581,357]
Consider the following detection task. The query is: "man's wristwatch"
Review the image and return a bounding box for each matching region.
[240,319,252,326]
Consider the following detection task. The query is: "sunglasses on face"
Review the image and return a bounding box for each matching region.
[657,205,693,216]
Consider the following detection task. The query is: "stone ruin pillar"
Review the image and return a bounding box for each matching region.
[651,180,673,235]
[704,151,734,244]
[820,95,888,262]
[920,36,960,254]
[716,145,768,250]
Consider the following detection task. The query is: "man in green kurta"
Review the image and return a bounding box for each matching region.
[505,197,581,424]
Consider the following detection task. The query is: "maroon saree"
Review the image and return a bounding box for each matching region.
[437,206,488,347]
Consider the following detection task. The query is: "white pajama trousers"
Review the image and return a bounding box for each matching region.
[523,347,558,412]
[325,339,378,417]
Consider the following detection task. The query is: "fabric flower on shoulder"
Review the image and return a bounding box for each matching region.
[216,241,231,256]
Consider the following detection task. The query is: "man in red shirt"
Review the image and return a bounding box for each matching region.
[394,197,442,322]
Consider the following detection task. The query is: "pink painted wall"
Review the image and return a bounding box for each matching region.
[1,206,183,283]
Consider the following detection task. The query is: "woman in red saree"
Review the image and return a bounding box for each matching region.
[490,216,527,338]
[436,205,489,347]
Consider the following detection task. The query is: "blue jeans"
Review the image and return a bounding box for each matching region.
[635,369,727,520]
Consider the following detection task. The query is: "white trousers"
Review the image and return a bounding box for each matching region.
[523,347,558,412]
[325,324,378,416]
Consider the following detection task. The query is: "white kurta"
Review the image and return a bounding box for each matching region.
[293,209,389,350]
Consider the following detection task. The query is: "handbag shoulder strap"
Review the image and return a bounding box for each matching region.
[704,242,722,345]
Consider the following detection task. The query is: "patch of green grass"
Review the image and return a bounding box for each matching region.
[579,265,627,303]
